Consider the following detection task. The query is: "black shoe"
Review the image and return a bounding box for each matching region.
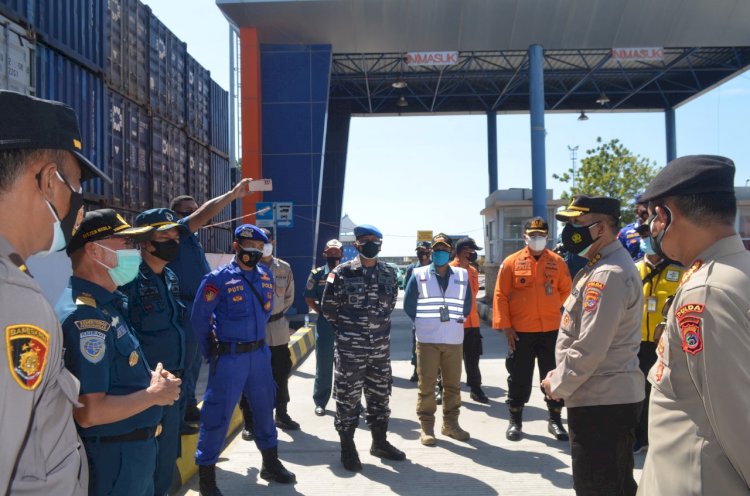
[435,389,443,405]
[260,447,296,483]
[370,424,406,461]
[185,403,201,424]
[241,428,254,441]
[470,389,489,404]
[314,406,325,416]
[409,368,418,382]
[548,418,569,441]
[506,407,523,441]
[339,430,362,471]
[275,412,300,431]
[198,464,223,496]
[181,422,200,435]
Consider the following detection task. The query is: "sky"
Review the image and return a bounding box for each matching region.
[143,0,750,256]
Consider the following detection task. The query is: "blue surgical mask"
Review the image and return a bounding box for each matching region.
[95,244,142,286]
[640,238,656,256]
[432,250,450,267]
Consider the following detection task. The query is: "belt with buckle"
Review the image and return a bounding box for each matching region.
[83,424,162,444]
[216,340,264,355]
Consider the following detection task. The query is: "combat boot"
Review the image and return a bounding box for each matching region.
[338,429,362,471]
[369,423,406,460]
[506,406,523,441]
[259,447,296,483]
[548,408,569,441]
[275,407,300,431]
[442,421,470,441]
[420,422,437,446]
[198,464,223,496]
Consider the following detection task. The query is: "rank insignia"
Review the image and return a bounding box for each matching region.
[129,350,139,367]
[204,284,219,302]
[6,324,49,390]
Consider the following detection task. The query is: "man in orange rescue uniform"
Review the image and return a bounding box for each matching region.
[493,217,572,441]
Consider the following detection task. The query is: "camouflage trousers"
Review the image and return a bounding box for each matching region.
[333,329,392,432]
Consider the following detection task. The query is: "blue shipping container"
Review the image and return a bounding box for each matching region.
[108,90,151,210]
[35,0,104,70]
[36,43,107,195]
[201,151,233,254]
[0,0,33,23]
[186,54,210,143]
[107,0,148,104]
[151,117,187,208]
[149,13,185,127]
[210,152,231,222]
[209,79,229,156]
[187,138,210,205]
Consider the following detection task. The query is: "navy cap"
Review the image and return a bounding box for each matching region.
[431,233,453,249]
[455,237,482,252]
[234,224,268,242]
[556,195,621,222]
[415,241,432,251]
[135,208,180,231]
[0,90,112,184]
[353,224,382,239]
[640,155,735,203]
[67,209,152,255]
[524,217,549,234]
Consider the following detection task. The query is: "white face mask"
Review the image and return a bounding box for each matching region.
[526,236,547,252]
[262,243,274,257]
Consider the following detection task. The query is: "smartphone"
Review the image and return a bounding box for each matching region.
[248,179,273,192]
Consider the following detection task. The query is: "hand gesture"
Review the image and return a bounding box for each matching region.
[232,178,254,200]
[148,362,182,406]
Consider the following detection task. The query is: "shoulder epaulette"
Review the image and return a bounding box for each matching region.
[75,295,97,308]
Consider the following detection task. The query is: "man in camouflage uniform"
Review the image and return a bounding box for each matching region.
[321,224,405,471]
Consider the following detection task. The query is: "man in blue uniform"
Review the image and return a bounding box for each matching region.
[168,178,253,426]
[121,208,188,496]
[304,238,343,416]
[192,224,295,495]
[618,198,650,261]
[61,209,182,496]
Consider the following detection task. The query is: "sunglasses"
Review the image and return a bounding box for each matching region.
[652,295,675,343]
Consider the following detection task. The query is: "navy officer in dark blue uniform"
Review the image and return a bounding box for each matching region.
[192,224,295,495]
[60,209,182,496]
[120,208,188,496]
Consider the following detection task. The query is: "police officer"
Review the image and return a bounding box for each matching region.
[304,238,343,416]
[541,196,644,496]
[638,156,750,495]
[321,224,405,471]
[0,91,110,494]
[192,224,295,495]
[168,179,253,426]
[120,208,188,496]
[403,241,432,382]
[61,209,182,496]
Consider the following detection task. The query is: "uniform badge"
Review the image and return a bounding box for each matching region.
[679,317,703,355]
[80,331,107,364]
[204,284,219,302]
[5,324,49,390]
[129,350,139,367]
[681,260,703,285]
[665,269,681,282]
[306,278,315,290]
[264,301,271,311]
[326,272,336,284]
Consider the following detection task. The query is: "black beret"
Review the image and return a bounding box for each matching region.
[555,195,621,222]
[640,155,735,202]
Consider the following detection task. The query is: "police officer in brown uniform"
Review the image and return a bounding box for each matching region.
[0,91,112,494]
[637,156,750,495]
[542,195,644,496]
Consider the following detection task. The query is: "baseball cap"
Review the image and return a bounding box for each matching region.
[67,209,152,255]
[415,241,431,251]
[555,195,621,222]
[524,217,549,234]
[431,233,453,249]
[134,208,180,231]
[455,237,482,252]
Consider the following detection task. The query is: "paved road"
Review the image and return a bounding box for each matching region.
[177,295,645,495]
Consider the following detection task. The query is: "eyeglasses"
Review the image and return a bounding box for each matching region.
[56,170,83,194]
[652,295,675,342]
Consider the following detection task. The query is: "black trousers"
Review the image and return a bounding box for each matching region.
[239,344,293,427]
[505,331,563,410]
[568,402,642,496]
[463,327,483,389]
[635,341,657,445]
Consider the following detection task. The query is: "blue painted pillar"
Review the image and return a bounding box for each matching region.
[665,107,677,163]
[487,111,498,194]
[261,44,332,314]
[528,44,547,218]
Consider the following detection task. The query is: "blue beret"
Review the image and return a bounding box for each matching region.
[234,224,269,242]
[135,208,180,231]
[353,224,382,239]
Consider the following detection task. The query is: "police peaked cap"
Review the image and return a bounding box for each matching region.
[640,155,735,203]
[234,224,269,242]
[353,224,382,239]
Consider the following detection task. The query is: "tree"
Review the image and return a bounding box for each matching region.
[553,137,659,225]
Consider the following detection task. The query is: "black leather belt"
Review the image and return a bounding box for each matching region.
[83,424,162,444]
[216,340,264,355]
[267,312,285,323]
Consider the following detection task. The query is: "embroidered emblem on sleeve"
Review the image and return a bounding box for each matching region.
[583,281,605,313]
[675,303,705,355]
[6,324,49,390]
[204,284,219,302]
[80,331,107,364]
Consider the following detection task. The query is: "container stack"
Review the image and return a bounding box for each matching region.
[0,0,233,253]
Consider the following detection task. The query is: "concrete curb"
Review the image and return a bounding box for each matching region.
[173,325,316,489]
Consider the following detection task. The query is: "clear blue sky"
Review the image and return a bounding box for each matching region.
[143,0,750,256]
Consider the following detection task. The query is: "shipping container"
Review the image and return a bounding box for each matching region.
[149,14,185,127]
[36,43,107,194]
[107,0,148,104]
[0,13,34,94]
[0,0,32,24]
[187,138,210,206]
[209,79,229,156]
[210,152,232,222]
[108,90,151,209]
[35,0,104,70]
[186,54,210,143]
[151,116,187,208]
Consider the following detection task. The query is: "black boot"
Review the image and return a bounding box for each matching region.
[506,406,523,441]
[369,423,406,461]
[339,429,362,471]
[435,379,443,405]
[409,367,418,382]
[240,397,254,440]
[260,446,296,484]
[198,464,223,496]
[548,408,569,441]
[185,402,201,423]
[275,406,300,431]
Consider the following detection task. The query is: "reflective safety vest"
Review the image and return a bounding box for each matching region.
[414,265,467,345]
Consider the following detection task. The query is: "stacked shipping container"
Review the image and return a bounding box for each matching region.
[0,0,233,253]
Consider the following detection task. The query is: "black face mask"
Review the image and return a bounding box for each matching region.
[60,191,84,248]
[326,257,341,269]
[357,241,381,259]
[237,247,263,268]
[647,208,673,262]
[561,221,599,255]
[467,252,478,263]
[149,239,180,262]
[417,251,430,262]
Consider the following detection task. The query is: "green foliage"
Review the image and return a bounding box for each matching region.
[553,137,659,224]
